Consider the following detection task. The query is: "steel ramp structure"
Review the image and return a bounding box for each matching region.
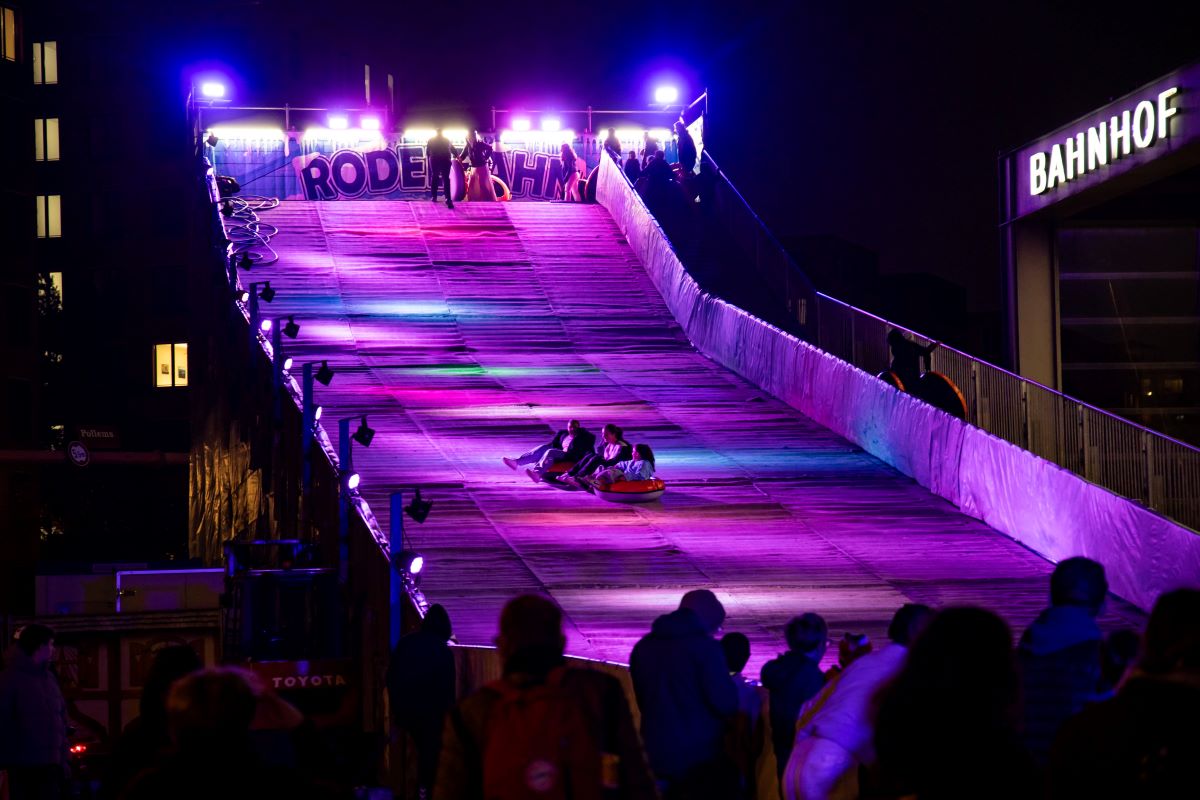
[254,200,1143,675]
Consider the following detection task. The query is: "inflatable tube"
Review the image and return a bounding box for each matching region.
[594,478,666,504]
[585,166,600,202]
[492,175,512,201]
[449,160,467,202]
[916,371,968,420]
[876,370,906,392]
[546,461,575,475]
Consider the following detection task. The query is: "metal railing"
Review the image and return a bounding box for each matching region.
[696,152,1200,532]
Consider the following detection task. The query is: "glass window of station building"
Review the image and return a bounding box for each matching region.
[1001,60,1200,446]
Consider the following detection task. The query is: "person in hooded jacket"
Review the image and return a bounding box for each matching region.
[0,624,69,800]
[629,589,739,798]
[1018,557,1107,765]
[760,613,828,780]
[387,604,456,798]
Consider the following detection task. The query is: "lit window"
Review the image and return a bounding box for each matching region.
[32,40,56,84]
[155,343,188,387]
[1,8,16,62]
[34,118,60,161]
[36,195,61,238]
[38,272,63,310]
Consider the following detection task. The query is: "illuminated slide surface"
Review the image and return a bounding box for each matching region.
[258,201,1142,673]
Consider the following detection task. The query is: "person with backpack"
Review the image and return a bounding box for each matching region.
[629,590,739,799]
[434,594,655,800]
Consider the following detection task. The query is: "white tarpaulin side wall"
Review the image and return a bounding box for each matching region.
[595,154,1200,611]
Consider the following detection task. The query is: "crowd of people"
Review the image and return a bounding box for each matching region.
[3,557,1196,799]
[502,420,657,492]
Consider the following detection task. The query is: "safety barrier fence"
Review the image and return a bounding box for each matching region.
[699,151,1200,534]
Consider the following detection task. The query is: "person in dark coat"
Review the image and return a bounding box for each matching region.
[1018,556,1107,766]
[427,127,458,208]
[561,424,632,487]
[0,624,68,800]
[1049,588,1200,800]
[603,127,622,158]
[435,594,656,800]
[624,151,642,184]
[874,607,1037,800]
[760,612,828,778]
[674,121,697,174]
[387,604,456,798]
[501,420,597,482]
[101,644,203,799]
[886,329,937,392]
[630,589,739,798]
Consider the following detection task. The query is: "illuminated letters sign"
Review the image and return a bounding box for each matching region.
[1028,88,1179,196]
[1008,61,1199,220]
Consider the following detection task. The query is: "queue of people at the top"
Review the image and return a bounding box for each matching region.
[501,419,656,492]
[603,120,698,180]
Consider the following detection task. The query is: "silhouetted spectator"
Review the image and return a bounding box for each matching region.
[785,604,933,800]
[874,607,1036,800]
[1050,589,1200,800]
[1098,628,1140,698]
[604,127,622,157]
[641,131,660,169]
[121,667,330,799]
[761,613,827,779]
[886,329,936,392]
[674,121,697,174]
[1018,557,1107,765]
[624,151,642,184]
[630,589,739,798]
[435,594,655,800]
[387,604,456,798]
[0,624,68,800]
[101,644,202,799]
[427,127,458,208]
[642,151,674,185]
[721,633,771,800]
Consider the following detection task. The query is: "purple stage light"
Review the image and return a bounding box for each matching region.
[654,86,679,104]
[541,117,561,132]
[328,114,349,130]
[282,357,294,371]
[512,117,531,132]
[346,472,361,490]
[200,81,226,99]
[260,319,273,331]
[360,115,381,131]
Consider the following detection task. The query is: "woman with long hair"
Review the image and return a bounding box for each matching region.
[559,142,581,202]
[460,130,497,202]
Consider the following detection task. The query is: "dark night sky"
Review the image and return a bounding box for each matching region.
[176,0,1200,318]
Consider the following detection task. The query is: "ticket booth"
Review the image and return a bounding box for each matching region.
[1000,60,1200,444]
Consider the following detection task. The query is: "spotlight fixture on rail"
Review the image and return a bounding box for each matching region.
[282,356,294,371]
[315,360,334,386]
[221,199,234,217]
[396,550,424,576]
[258,281,275,303]
[260,318,273,332]
[405,488,433,524]
[282,315,300,339]
[352,416,374,447]
[238,251,253,271]
[342,471,361,491]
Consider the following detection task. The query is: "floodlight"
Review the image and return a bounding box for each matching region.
[206,133,219,147]
[237,289,250,303]
[512,117,531,132]
[344,471,361,491]
[238,252,253,270]
[282,356,294,371]
[200,82,226,99]
[396,550,424,575]
[541,117,561,132]
[352,416,375,447]
[654,86,679,104]
[315,360,334,386]
[282,315,300,338]
[404,488,433,523]
[328,114,349,130]
[360,115,381,131]
[260,318,273,332]
[258,281,275,303]
[314,405,323,421]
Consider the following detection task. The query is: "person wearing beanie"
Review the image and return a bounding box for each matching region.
[629,589,739,796]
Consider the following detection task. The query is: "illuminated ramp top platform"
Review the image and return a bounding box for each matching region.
[255,200,1142,674]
